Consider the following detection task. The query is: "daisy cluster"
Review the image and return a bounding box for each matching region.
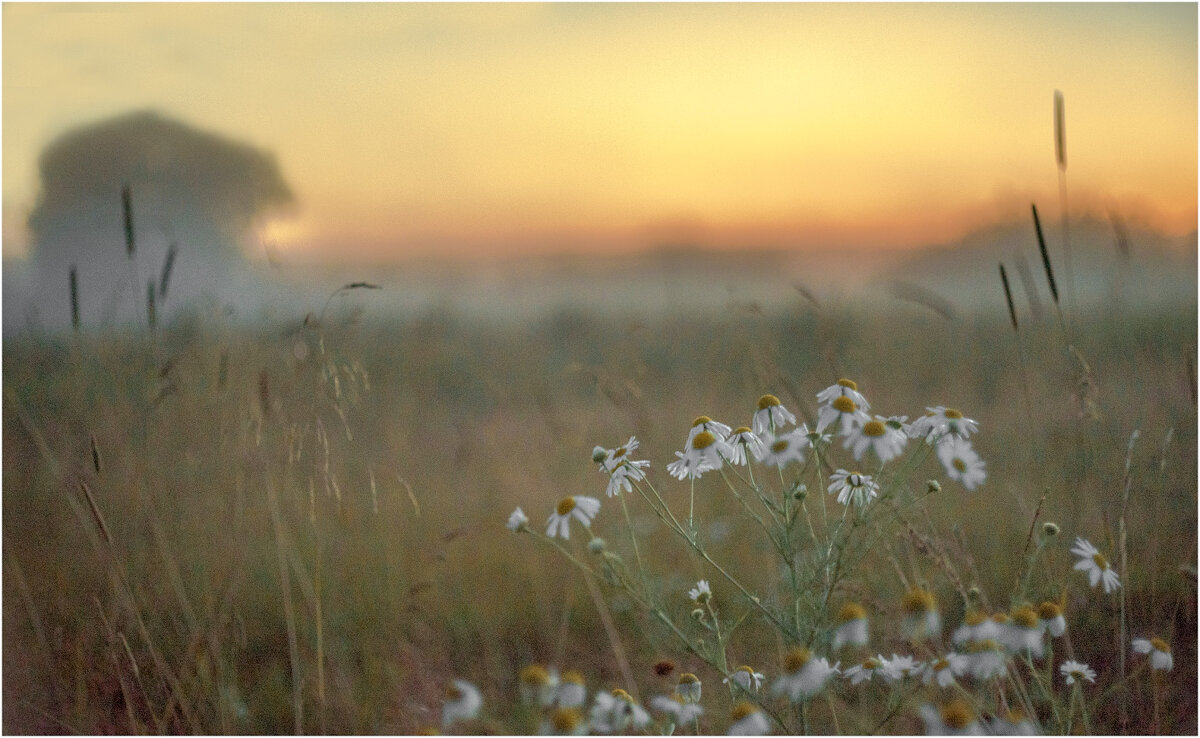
[494,378,1176,736]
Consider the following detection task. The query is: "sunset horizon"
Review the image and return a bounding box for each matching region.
[3,3,1196,264]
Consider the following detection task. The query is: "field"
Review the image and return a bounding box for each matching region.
[2,267,1196,735]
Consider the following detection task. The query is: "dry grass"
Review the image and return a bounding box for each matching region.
[2,292,1195,734]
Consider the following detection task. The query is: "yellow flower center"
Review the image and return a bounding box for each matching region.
[731,701,757,721]
[1092,552,1109,570]
[733,426,752,436]
[445,683,463,700]
[612,688,633,703]
[832,396,857,413]
[965,639,1001,653]
[678,672,699,685]
[941,700,973,730]
[836,602,867,623]
[861,657,880,670]
[783,647,812,672]
[1038,601,1062,619]
[953,458,968,473]
[944,408,963,419]
[563,670,585,685]
[757,394,781,409]
[550,707,583,733]
[862,420,886,437]
[557,497,577,516]
[613,446,627,459]
[1012,606,1039,629]
[771,438,790,454]
[1150,637,1170,653]
[692,431,716,450]
[691,415,712,427]
[837,378,858,390]
[933,658,950,672]
[521,664,550,686]
[964,610,987,627]
[901,588,936,614]
[990,613,1010,625]
[737,665,756,676]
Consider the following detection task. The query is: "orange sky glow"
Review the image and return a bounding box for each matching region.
[3,2,1196,262]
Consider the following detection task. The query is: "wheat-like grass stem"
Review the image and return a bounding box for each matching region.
[617,492,650,597]
[266,478,304,735]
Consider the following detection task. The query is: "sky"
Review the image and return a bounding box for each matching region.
[3,2,1197,263]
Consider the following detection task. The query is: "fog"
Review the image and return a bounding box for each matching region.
[3,111,1194,336]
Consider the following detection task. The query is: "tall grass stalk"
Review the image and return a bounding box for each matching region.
[1032,203,1067,338]
[69,266,80,331]
[1054,90,1076,328]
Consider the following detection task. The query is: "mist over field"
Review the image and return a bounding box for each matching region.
[4,213,1195,337]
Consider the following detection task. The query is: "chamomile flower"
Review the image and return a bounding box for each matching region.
[1037,601,1067,637]
[816,379,871,414]
[553,670,589,709]
[667,430,731,480]
[722,665,765,693]
[752,394,798,436]
[546,496,601,540]
[832,602,870,649]
[921,653,969,688]
[828,469,879,506]
[507,507,530,532]
[952,611,998,646]
[727,701,771,736]
[936,436,987,491]
[520,664,560,707]
[881,654,922,682]
[725,427,767,465]
[918,699,984,736]
[900,587,942,641]
[988,709,1039,736]
[540,706,588,736]
[963,640,1008,681]
[1132,637,1174,671]
[1006,606,1044,658]
[759,427,809,468]
[687,416,733,445]
[650,694,704,724]
[771,648,839,702]
[597,437,636,472]
[1060,660,1096,685]
[688,580,712,605]
[816,393,871,437]
[604,458,650,497]
[667,450,709,480]
[589,689,650,734]
[910,406,979,442]
[1070,537,1121,593]
[844,415,908,463]
[442,679,483,729]
[675,673,702,704]
[843,656,886,685]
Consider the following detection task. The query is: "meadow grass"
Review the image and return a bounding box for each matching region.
[2,289,1195,734]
